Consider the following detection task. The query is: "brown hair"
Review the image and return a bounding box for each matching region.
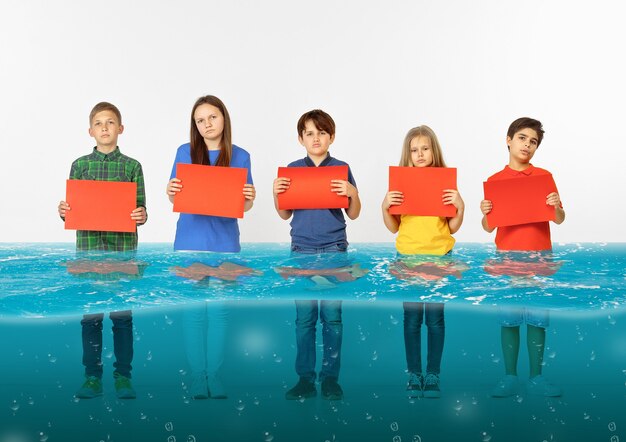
[297,109,336,137]
[507,117,545,147]
[89,102,122,125]
[399,125,447,168]
[190,95,232,167]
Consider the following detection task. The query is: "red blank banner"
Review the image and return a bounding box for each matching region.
[483,173,557,227]
[388,166,457,217]
[277,166,349,210]
[173,163,247,218]
[65,180,137,232]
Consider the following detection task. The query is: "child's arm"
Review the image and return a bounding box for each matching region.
[331,180,361,220]
[166,178,182,204]
[58,201,70,220]
[133,164,148,225]
[480,199,495,233]
[547,192,565,224]
[273,177,293,220]
[443,189,465,234]
[381,191,402,233]
[243,184,256,212]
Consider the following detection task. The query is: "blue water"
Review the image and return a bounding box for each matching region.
[1,243,625,442]
[1,243,624,318]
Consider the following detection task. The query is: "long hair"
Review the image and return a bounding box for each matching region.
[399,125,446,168]
[190,95,232,167]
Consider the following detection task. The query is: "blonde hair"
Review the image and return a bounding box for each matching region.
[399,125,447,168]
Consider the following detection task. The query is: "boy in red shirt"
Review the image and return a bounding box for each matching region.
[481,117,565,397]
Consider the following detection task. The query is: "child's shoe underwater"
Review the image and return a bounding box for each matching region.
[422,373,441,398]
[406,372,423,398]
[285,378,317,400]
[321,377,344,401]
[114,373,136,399]
[527,375,562,397]
[208,374,227,399]
[188,372,209,399]
[490,375,519,397]
[75,376,103,399]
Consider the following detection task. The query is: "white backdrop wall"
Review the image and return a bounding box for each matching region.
[1,0,624,243]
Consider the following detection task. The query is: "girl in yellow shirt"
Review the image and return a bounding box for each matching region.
[382,125,465,398]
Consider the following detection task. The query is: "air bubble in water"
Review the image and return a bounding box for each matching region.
[481,432,491,442]
[165,422,174,432]
[390,422,399,431]
[264,432,274,442]
[608,422,617,431]
[40,432,48,442]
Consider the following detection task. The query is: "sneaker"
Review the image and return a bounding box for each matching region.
[423,373,441,398]
[490,375,519,398]
[114,374,136,399]
[321,377,344,401]
[406,372,423,398]
[208,374,227,399]
[285,378,317,400]
[189,372,209,400]
[75,376,103,399]
[527,375,562,397]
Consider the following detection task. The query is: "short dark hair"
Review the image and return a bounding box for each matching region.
[297,109,336,137]
[89,102,122,125]
[507,117,544,146]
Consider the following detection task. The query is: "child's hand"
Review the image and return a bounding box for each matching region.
[382,191,404,210]
[58,201,70,218]
[331,180,357,198]
[166,178,182,196]
[480,199,492,215]
[443,189,464,211]
[546,192,561,207]
[243,184,256,201]
[131,207,147,225]
[273,177,290,195]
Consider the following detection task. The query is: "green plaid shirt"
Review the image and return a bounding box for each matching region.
[69,147,147,251]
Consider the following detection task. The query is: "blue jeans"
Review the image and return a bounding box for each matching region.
[292,243,346,382]
[295,299,343,382]
[183,301,228,377]
[403,302,445,375]
[81,310,133,379]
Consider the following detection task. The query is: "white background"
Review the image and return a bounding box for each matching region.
[1,1,624,244]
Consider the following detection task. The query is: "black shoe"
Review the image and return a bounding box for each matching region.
[285,379,317,400]
[321,378,343,401]
[423,373,441,398]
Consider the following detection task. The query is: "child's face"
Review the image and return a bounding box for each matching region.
[410,136,433,167]
[89,110,123,149]
[507,128,539,164]
[194,103,225,145]
[298,120,334,159]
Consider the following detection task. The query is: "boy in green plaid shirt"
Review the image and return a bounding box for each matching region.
[58,102,147,399]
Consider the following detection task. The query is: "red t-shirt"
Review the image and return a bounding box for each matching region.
[487,164,554,251]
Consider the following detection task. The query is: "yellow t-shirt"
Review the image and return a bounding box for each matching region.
[395,215,455,255]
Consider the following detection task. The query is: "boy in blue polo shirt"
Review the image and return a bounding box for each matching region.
[273,109,361,400]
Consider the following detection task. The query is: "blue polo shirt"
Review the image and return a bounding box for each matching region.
[169,143,253,252]
[288,154,357,249]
